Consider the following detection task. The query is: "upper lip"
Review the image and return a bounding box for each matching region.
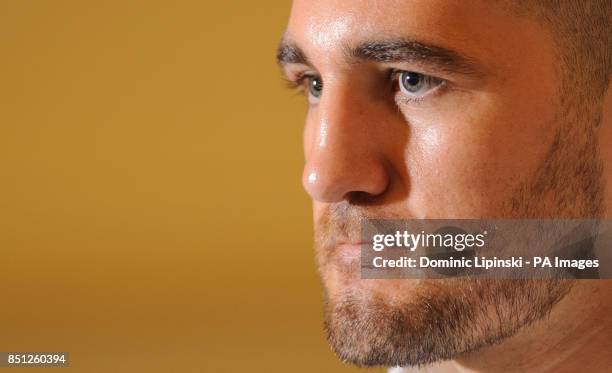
[336,240,372,246]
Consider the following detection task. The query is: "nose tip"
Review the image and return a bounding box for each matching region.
[303,168,341,203]
[302,156,389,203]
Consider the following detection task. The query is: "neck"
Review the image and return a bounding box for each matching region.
[442,280,612,373]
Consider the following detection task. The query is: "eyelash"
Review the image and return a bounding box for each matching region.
[286,70,446,104]
[389,69,446,104]
[285,72,313,93]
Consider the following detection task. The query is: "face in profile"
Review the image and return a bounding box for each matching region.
[278,0,610,368]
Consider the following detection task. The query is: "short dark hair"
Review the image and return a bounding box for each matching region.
[509,0,611,102]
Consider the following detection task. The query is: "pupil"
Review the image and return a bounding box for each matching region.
[310,77,322,97]
[404,72,421,86]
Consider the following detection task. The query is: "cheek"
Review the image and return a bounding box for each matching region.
[405,127,490,217]
[404,95,557,217]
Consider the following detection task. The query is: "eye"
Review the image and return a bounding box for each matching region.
[397,71,442,98]
[307,75,323,101]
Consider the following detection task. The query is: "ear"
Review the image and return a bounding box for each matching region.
[599,84,612,218]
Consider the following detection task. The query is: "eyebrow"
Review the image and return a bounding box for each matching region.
[276,37,483,77]
[276,41,309,66]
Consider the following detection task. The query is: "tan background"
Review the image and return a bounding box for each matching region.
[0,1,384,372]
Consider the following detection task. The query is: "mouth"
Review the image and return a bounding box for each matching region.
[335,241,372,264]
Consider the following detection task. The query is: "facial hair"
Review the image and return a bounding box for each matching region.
[316,106,604,367]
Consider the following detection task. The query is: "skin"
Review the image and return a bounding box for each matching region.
[279,0,612,371]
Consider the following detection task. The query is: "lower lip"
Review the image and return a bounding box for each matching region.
[336,242,369,262]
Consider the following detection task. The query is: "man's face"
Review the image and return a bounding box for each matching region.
[279,0,602,367]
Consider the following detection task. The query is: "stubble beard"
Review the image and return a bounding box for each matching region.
[315,104,604,367]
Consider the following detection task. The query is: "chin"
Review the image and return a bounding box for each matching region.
[320,263,572,367]
[321,257,425,306]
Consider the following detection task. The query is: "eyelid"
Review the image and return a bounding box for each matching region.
[285,70,318,93]
[389,68,443,84]
[284,71,322,107]
[390,69,447,104]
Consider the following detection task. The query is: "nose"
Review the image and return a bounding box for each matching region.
[302,81,390,203]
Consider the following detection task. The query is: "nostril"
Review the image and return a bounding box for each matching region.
[346,191,381,206]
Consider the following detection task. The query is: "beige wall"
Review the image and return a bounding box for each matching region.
[0,1,383,372]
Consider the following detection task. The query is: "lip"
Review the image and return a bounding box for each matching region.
[336,241,372,262]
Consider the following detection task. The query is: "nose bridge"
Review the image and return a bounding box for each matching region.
[303,80,389,203]
[315,82,361,160]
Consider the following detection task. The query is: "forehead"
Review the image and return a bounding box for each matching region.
[285,0,545,70]
[288,0,461,42]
